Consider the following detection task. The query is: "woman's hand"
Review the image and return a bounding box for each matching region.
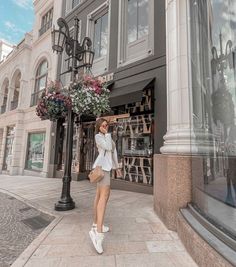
[116,168,123,178]
[101,127,108,134]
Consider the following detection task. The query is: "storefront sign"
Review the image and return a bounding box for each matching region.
[98,72,114,83]
[102,113,130,123]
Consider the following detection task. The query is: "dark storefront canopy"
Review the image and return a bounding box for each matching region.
[109,78,154,107]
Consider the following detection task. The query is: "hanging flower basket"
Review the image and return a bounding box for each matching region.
[36,81,72,121]
[70,75,110,117]
[212,86,235,127]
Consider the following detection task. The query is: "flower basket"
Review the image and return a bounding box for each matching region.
[70,75,110,117]
[36,82,72,121]
[212,87,235,127]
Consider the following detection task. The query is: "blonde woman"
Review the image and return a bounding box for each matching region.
[89,118,121,254]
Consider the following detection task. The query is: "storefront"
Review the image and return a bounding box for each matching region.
[54,78,155,193]
[25,132,46,172]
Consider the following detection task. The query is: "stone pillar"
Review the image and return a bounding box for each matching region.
[0,127,7,173]
[18,79,29,109]
[6,86,14,112]
[154,0,193,230]
[10,119,24,175]
[154,0,214,230]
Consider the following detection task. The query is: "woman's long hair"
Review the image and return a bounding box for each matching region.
[95,118,108,134]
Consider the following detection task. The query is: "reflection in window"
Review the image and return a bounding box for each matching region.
[127,0,149,43]
[190,0,236,239]
[93,13,108,60]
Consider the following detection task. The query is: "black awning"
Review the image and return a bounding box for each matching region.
[109,78,154,107]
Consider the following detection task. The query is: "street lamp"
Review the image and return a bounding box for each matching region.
[211,32,235,76]
[51,17,94,211]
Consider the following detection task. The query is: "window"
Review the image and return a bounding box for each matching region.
[94,13,108,60]
[35,60,48,92]
[189,0,236,240]
[127,0,149,43]
[72,0,81,8]
[87,2,110,75]
[31,60,48,106]
[118,0,153,66]
[39,8,53,36]
[25,132,45,171]
[66,0,82,13]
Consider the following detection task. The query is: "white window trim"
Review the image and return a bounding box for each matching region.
[87,0,111,76]
[66,0,83,16]
[118,0,154,67]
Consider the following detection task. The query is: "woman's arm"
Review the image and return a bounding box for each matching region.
[95,133,112,151]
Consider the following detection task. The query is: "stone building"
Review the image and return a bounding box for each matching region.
[0,0,62,177]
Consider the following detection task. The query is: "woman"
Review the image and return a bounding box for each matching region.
[89,118,121,254]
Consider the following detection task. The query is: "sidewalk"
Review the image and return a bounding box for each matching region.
[0,175,197,267]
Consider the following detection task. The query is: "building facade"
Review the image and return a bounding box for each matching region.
[0,0,62,177]
[0,40,14,62]
[51,0,166,195]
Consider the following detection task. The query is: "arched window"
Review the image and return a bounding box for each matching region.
[0,79,9,114]
[31,60,48,106]
[35,60,48,92]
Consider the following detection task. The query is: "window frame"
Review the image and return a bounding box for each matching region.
[66,0,83,15]
[118,0,154,67]
[87,1,111,76]
[34,60,48,93]
[25,131,46,172]
[39,7,53,36]
[72,0,81,9]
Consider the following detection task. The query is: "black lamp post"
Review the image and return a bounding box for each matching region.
[51,17,94,211]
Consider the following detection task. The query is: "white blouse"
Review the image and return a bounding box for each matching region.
[92,132,119,171]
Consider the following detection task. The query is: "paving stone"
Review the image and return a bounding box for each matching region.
[0,192,54,267]
[0,175,198,267]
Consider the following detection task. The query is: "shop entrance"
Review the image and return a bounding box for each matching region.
[80,87,154,188]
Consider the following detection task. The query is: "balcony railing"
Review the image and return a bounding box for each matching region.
[30,89,45,107]
[39,20,52,36]
[0,105,6,114]
[10,100,18,110]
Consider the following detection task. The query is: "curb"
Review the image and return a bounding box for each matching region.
[11,216,63,267]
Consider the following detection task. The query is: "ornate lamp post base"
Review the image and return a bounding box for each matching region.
[55,198,75,211]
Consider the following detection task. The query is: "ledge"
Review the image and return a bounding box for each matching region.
[178,207,236,267]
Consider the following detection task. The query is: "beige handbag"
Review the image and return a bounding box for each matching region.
[88,166,104,183]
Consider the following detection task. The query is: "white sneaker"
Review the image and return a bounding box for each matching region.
[92,223,110,233]
[89,228,104,254]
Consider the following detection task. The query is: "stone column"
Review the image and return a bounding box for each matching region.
[10,118,24,175]
[6,86,14,112]
[0,127,7,173]
[18,79,29,109]
[154,0,214,231]
[154,0,193,230]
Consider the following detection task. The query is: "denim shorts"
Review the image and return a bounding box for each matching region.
[97,170,110,187]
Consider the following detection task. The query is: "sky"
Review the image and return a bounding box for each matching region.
[0,0,34,45]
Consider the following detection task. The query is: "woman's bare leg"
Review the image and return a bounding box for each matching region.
[96,186,110,233]
[93,186,100,224]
